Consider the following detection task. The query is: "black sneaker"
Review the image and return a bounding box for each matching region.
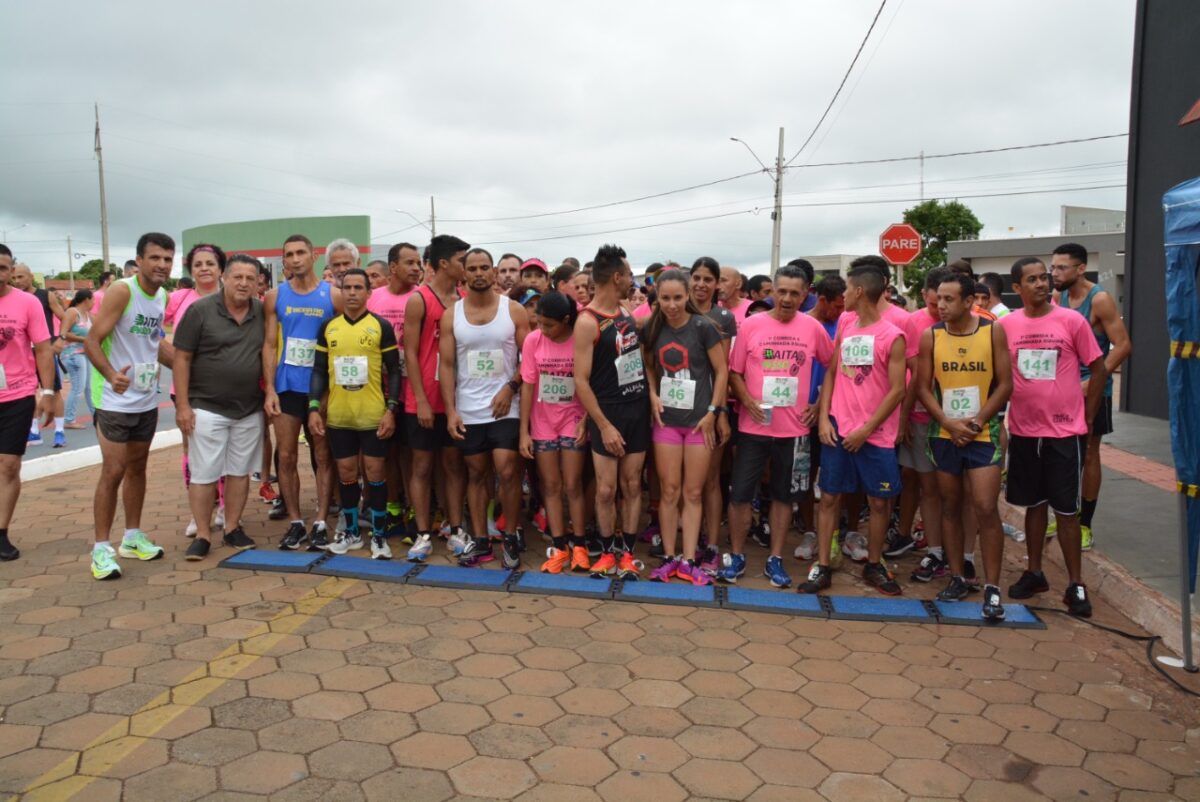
[1064,583,1093,618]
[515,527,527,553]
[1007,570,1049,599]
[749,522,771,549]
[883,533,916,558]
[649,533,665,558]
[501,534,521,570]
[911,552,947,583]
[982,584,1006,621]
[185,538,211,561]
[279,522,307,551]
[936,575,973,602]
[863,562,902,596]
[224,527,255,551]
[385,514,406,538]
[0,533,19,562]
[963,557,978,585]
[797,564,832,594]
[308,523,330,551]
[268,497,288,521]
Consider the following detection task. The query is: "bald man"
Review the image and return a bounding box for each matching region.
[720,267,750,320]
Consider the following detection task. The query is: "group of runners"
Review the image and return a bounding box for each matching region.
[0,231,1130,621]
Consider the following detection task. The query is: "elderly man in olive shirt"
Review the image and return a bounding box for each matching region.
[173,255,267,559]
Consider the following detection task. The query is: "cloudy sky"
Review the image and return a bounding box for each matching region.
[1,0,1134,276]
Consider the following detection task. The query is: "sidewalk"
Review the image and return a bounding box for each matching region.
[2,449,1200,800]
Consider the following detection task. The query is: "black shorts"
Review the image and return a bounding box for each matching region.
[389,411,410,447]
[728,408,741,448]
[328,427,388,460]
[458,418,519,456]
[1005,434,1085,515]
[1091,397,1114,437]
[589,402,650,458]
[95,408,158,444]
[278,391,309,420]
[730,432,811,504]
[0,396,36,456]
[406,412,452,452]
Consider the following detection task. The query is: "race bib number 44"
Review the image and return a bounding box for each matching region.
[1017,348,1057,381]
[334,356,368,387]
[539,374,575,404]
[762,376,798,407]
[467,350,506,379]
[284,338,316,368]
[841,335,875,367]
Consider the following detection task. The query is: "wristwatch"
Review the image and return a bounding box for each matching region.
[507,379,521,393]
[706,405,718,414]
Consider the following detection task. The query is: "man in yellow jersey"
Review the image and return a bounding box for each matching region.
[915,272,1013,621]
[307,268,401,560]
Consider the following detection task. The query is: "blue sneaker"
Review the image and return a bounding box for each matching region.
[27,431,42,447]
[764,555,792,589]
[53,431,66,449]
[716,553,746,584]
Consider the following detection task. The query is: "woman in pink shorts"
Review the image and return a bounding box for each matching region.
[518,292,589,574]
[643,270,730,585]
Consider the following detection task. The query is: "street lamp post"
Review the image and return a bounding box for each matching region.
[2,222,28,242]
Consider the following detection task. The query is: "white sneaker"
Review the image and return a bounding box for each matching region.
[841,531,869,562]
[447,531,470,557]
[212,507,225,532]
[1002,522,1026,543]
[185,518,198,538]
[370,536,392,560]
[794,531,818,561]
[328,532,363,555]
[407,533,433,563]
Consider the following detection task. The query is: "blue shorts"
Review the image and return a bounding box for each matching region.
[928,438,1002,477]
[819,440,901,499]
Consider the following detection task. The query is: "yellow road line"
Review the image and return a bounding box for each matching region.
[11,575,359,802]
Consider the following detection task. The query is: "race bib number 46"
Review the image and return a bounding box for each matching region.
[1017,348,1057,381]
[539,374,575,404]
[660,377,696,410]
[762,376,798,407]
[284,338,316,368]
[841,335,874,367]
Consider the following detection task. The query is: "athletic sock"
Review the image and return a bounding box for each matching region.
[367,481,387,536]
[339,482,361,535]
[122,528,139,540]
[621,532,636,552]
[602,535,617,553]
[387,501,402,517]
[964,552,975,564]
[552,535,569,550]
[1080,497,1097,528]
[929,545,944,560]
[54,417,64,434]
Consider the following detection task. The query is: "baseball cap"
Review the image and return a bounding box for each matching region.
[517,289,542,305]
[521,258,548,274]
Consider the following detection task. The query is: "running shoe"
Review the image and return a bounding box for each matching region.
[532,506,548,535]
[749,521,771,549]
[487,500,501,539]
[982,584,1006,622]
[590,552,617,578]
[53,431,66,449]
[1046,518,1058,539]
[185,538,210,561]
[570,545,591,573]
[185,517,198,538]
[259,482,278,503]
[279,522,307,551]
[542,547,570,574]
[1081,525,1094,552]
[407,533,433,563]
[370,535,392,560]
[617,551,642,581]
[650,556,681,582]
[328,532,363,555]
[794,531,817,562]
[268,497,288,520]
[91,543,121,580]
[1064,583,1093,618]
[675,560,713,586]
[797,564,832,594]
[27,431,42,447]
[911,552,947,583]
[764,555,791,588]
[696,545,720,574]
[1002,522,1026,543]
[308,523,330,551]
[936,575,973,602]
[912,523,928,552]
[501,534,521,569]
[224,527,255,551]
[841,531,869,563]
[863,561,902,596]
[0,533,18,562]
[118,530,164,561]
[884,532,916,558]
[1007,570,1049,599]
[213,506,225,532]
[829,531,843,569]
[515,527,527,553]
[447,531,471,557]
[716,552,746,584]
[638,521,661,543]
[457,539,494,567]
[649,533,665,559]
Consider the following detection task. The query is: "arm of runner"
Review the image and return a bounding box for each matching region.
[644,350,664,429]
[439,309,464,440]
[817,333,841,446]
[48,289,65,322]
[378,322,401,439]
[307,322,331,439]
[489,299,527,419]
[84,280,132,394]
[60,308,82,343]
[977,322,1013,425]
[261,288,281,417]
[1093,291,1132,384]
[403,291,433,428]
[572,312,622,455]
[1083,356,1107,434]
[33,339,54,426]
[519,382,535,459]
[157,338,175,368]
[701,336,729,449]
[896,353,918,446]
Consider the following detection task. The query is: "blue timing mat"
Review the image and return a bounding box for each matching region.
[510,571,615,599]
[406,564,515,590]
[312,555,418,583]
[829,595,934,624]
[932,600,1043,629]
[724,587,826,617]
[614,580,721,607]
[219,550,327,573]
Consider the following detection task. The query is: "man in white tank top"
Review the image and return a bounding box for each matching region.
[83,233,177,581]
[440,248,530,570]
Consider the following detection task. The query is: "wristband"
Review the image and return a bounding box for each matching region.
[39,389,55,398]
[386,401,400,411]
[308,400,321,411]
[507,379,521,393]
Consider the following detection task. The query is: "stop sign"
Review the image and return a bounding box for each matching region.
[879,223,922,265]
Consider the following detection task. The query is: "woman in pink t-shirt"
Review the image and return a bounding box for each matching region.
[518,292,589,575]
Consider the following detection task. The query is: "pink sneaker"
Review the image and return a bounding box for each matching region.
[650,557,680,582]
[696,545,720,574]
[638,522,662,543]
[676,560,714,586]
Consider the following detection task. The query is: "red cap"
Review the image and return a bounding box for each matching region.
[521,258,548,273]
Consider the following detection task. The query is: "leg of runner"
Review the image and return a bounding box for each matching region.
[702,440,726,549]
[934,469,971,602]
[536,448,567,546]
[653,441,683,559]
[562,447,587,552]
[93,431,128,546]
[1024,502,1049,575]
[363,456,389,559]
[464,452,490,540]
[329,452,363,554]
[1052,510,1084,585]
[119,439,152,533]
[410,448,435,532]
[0,454,22,560]
[618,453,646,551]
[1081,430,1102,543]
[310,431,335,525]
[440,445,466,531]
[680,444,712,561]
[274,414,304,523]
[590,453,620,575]
[966,464,1004,588]
[495,447,523,568]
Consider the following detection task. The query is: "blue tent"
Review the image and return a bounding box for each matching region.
[1163,177,1200,604]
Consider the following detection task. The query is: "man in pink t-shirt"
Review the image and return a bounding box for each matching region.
[719,267,751,321]
[801,263,907,597]
[0,245,56,561]
[720,264,833,588]
[999,257,1105,617]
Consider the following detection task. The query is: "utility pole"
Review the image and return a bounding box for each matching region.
[67,234,75,292]
[769,127,785,274]
[430,196,437,236]
[95,103,110,270]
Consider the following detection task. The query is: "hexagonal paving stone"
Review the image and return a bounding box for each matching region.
[544,714,625,748]
[212,697,292,730]
[745,746,830,788]
[469,722,553,759]
[1028,765,1119,801]
[811,736,895,774]
[391,731,476,770]
[362,767,455,802]
[674,757,763,799]
[870,725,950,760]
[597,770,688,802]
[123,762,218,802]
[414,701,492,735]
[620,678,695,708]
[1005,731,1086,767]
[4,691,90,726]
[883,757,971,797]
[172,728,258,766]
[219,750,308,794]
[259,717,342,754]
[608,735,689,773]
[1083,752,1173,792]
[557,687,629,717]
[676,725,757,760]
[529,745,618,786]
[39,713,126,752]
[309,740,394,781]
[128,704,213,740]
[488,694,565,727]
[292,690,367,722]
[365,682,441,713]
[436,676,509,705]
[450,755,538,798]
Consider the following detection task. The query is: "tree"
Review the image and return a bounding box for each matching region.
[52,258,118,283]
[900,199,983,292]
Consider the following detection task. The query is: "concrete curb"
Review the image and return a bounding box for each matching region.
[20,428,183,482]
[1001,500,1200,657]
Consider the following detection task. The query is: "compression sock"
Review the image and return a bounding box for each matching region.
[553,535,569,550]
[339,482,361,535]
[367,481,387,536]
[621,531,637,552]
[602,535,618,554]
[1080,497,1097,529]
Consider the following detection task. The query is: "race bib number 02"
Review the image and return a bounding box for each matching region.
[943,386,981,419]
[467,350,506,379]
[284,337,317,368]
[616,351,644,386]
[841,335,874,367]
[334,356,368,387]
[1017,348,1057,381]
[539,374,575,404]
[133,362,159,393]
[660,377,696,410]
[762,376,798,407]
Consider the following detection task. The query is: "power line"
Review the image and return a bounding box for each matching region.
[796,134,1128,169]
[785,0,889,167]
[473,210,756,246]
[780,182,1126,210]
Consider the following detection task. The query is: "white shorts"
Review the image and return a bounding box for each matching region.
[189,408,263,484]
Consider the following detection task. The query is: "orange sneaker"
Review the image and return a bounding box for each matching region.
[541,547,570,574]
[570,545,591,573]
[590,552,617,577]
[617,551,643,580]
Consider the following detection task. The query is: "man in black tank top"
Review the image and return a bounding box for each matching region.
[573,245,649,580]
